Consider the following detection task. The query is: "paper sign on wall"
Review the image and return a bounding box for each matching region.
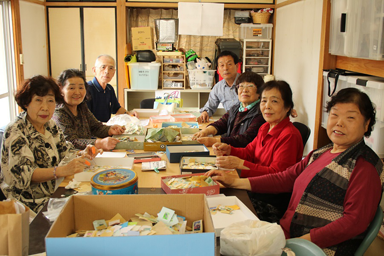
[178,2,224,36]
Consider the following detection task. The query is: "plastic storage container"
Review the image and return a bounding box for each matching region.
[239,23,273,40]
[188,70,215,89]
[128,62,160,90]
[329,0,384,60]
[322,71,384,157]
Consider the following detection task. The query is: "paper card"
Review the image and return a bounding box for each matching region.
[93,219,107,231]
[125,231,140,236]
[152,221,173,235]
[141,161,167,171]
[157,207,175,226]
[107,213,126,226]
[96,152,126,158]
[130,216,153,226]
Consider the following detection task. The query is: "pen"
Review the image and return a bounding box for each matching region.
[154,167,159,174]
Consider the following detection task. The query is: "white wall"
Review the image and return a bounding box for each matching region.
[19,1,48,78]
[274,0,323,155]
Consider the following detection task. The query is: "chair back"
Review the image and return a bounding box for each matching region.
[140,98,156,109]
[293,122,311,147]
[354,205,383,256]
[282,238,326,256]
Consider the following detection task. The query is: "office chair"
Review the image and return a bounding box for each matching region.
[282,238,326,256]
[293,122,311,147]
[140,98,156,109]
[354,205,383,256]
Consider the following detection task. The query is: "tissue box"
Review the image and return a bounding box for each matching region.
[45,194,215,255]
[166,144,210,163]
[161,173,220,196]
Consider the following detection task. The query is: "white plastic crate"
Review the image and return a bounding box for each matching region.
[128,62,160,90]
[239,23,273,40]
[188,70,215,90]
[329,0,384,60]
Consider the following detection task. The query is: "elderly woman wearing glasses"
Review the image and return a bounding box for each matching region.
[192,72,266,147]
[212,80,303,222]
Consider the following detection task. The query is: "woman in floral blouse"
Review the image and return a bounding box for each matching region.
[52,69,125,150]
[0,75,99,213]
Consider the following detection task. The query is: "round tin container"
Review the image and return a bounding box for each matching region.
[91,168,138,195]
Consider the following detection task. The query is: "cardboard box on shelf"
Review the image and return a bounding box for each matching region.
[45,194,215,255]
[131,27,154,51]
[161,173,220,196]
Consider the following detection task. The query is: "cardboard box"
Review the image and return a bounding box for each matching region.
[207,196,259,237]
[171,113,197,122]
[162,122,199,129]
[161,173,220,196]
[131,27,154,51]
[166,144,210,163]
[180,156,218,173]
[149,115,173,128]
[144,127,182,151]
[132,109,160,118]
[45,194,215,255]
[113,134,145,150]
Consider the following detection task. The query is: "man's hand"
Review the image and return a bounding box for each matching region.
[197,111,210,123]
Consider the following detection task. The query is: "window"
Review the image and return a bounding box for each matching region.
[0,0,17,128]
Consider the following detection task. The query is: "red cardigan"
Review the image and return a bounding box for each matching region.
[230,117,303,177]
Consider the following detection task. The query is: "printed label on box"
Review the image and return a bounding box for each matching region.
[252,28,262,36]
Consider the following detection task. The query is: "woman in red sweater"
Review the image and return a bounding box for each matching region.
[207,88,383,255]
[211,80,304,222]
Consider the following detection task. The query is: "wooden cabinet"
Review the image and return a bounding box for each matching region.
[159,54,187,90]
[47,7,116,84]
[242,39,271,75]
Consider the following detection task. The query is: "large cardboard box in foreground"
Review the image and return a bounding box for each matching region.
[45,194,215,256]
[131,27,154,51]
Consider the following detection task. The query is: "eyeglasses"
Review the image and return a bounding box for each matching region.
[97,65,116,71]
[236,84,256,89]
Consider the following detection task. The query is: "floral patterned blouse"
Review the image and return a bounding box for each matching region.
[0,112,74,213]
[52,102,110,150]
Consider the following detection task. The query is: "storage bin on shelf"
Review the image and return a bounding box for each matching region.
[188,70,215,89]
[128,62,160,90]
[322,71,384,157]
[239,23,273,40]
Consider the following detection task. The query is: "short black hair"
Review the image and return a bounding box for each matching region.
[325,87,376,137]
[259,80,294,117]
[215,51,239,67]
[15,75,63,111]
[57,69,90,101]
[235,71,265,94]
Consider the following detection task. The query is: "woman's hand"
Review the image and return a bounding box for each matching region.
[205,170,251,190]
[80,145,102,160]
[130,110,139,118]
[197,137,220,147]
[216,156,244,169]
[108,125,125,135]
[205,170,236,187]
[212,142,231,156]
[192,130,209,140]
[57,156,89,177]
[95,137,120,151]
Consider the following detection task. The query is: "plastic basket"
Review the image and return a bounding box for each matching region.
[188,70,215,89]
[251,12,271,24]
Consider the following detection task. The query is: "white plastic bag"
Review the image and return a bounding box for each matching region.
[220,219,286,256]
[106,114,144,134]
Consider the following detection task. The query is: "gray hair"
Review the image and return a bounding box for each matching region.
[95,54,115,66]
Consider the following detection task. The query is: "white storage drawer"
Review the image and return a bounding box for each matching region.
[329,0,384,60]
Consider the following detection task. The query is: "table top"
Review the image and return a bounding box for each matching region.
[29,125,256,255]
